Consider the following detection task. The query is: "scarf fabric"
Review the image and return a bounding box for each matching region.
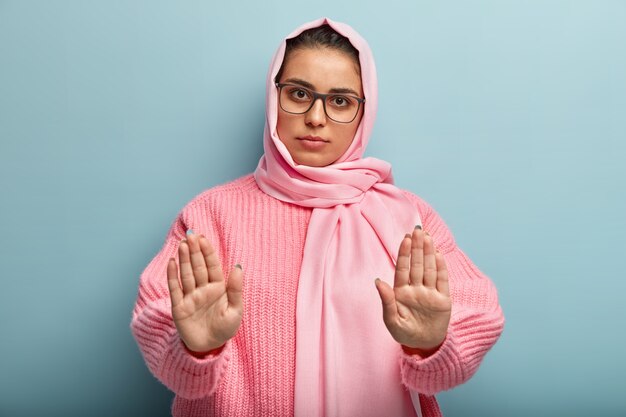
[254,17,423,417]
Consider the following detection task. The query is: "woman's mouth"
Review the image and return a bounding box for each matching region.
[297,136,330,150]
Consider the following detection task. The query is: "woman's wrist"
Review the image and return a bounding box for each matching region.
[401,341,443,358]
[182,339,226,358]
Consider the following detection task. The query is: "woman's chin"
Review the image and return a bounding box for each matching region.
[291,152,331,168]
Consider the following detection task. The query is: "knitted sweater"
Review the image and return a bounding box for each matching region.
[130,174,505,417]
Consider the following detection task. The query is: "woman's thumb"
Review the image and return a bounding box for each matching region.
[375,278,398,324]
[227,264,244,308]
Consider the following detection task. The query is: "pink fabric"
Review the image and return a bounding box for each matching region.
[130,174,505,416]
[254,17,424,416]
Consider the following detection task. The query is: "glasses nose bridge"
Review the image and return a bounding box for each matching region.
[307,91,328,117]
[311,91,326,106]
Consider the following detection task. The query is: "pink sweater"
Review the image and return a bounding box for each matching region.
[130,174,505,417]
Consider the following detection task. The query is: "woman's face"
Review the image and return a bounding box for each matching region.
[276,47,364,167]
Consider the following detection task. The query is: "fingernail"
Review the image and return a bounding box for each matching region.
[235,264,242,270]
[405,233,411,239]
[415,225,422,230]
[186,229,194,235]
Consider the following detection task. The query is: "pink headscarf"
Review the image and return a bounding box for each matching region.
[254,17,423,417]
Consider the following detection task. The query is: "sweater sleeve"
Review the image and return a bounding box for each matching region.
[399,192,505,395]
[129,209,231,400]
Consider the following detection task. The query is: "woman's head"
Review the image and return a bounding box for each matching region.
[259,18,379,173]
[274,25,365,167]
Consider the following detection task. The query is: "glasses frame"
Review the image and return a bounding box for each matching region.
[275,82,365,124]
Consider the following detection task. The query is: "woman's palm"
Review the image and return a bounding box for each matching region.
[167,232,243,353]
[375,227,451,352]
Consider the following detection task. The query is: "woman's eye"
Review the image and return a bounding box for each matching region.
[330,96,352,108]
[289,88,310,101]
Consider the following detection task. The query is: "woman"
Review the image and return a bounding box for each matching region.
[130,17,504,417]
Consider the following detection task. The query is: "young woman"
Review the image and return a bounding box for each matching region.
[130,17,504,417]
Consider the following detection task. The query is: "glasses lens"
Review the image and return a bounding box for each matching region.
[279,85,313,114]
[325,95,360,123]
[279,85,360,123]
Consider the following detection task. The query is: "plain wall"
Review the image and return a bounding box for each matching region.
[1,1,625,416]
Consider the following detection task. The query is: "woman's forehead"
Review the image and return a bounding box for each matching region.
[280,48,363,95]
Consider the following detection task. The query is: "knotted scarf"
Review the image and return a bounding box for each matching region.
[254,17,423,417]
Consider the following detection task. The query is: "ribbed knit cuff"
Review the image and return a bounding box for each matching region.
[162,331,231,397]
[399,326,463,395]
[399,300,504,396]
[130,298,231,400]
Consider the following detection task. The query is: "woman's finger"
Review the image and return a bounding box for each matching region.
[199,235,224,283]
[409,227,425,286]
[166,258,184,307]
[422,233,437,288]
[435,251,449,295]
[393,234,412,288]
[186,232,209,287]
[178,239,196,294]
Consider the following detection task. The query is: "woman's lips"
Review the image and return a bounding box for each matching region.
[297,135,329,151]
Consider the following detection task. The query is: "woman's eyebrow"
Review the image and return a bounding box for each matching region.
[284,77,361,96]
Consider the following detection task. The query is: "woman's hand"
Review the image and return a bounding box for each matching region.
[375,227,451,356]
[167,231,244,355]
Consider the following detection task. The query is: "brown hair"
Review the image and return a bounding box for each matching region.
[275,24,360,83]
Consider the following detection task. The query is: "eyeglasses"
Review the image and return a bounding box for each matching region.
[275,82,365,124]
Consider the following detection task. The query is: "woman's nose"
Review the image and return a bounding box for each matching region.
[304,98,327,126]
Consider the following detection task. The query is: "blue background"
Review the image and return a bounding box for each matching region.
[1,1,625,416]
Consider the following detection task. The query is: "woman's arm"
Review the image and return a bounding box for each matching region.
[129,211,231,400]
[398,192,505,395]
